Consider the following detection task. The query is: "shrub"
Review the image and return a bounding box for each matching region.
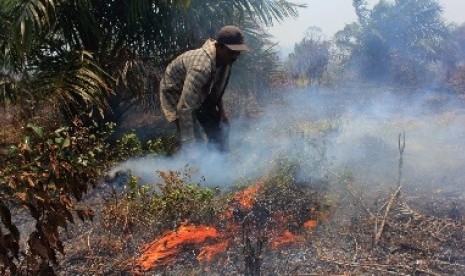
[114,132,143,160]
[0,120,113,274]
[102,169,221,237]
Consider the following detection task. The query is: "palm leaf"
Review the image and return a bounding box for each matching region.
[32,49,113,116]
[10,0,57,51]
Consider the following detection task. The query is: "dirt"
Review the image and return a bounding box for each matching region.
[50,170,465,275]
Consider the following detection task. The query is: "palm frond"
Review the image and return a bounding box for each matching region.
[11,0,57,52]
[32,49,113,115]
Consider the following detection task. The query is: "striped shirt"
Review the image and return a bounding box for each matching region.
[160,39,231,143]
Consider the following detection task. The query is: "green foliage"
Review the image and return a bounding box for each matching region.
[146,134,178,156]
[111,131,178,161]
[1,0,302,122]
[103,169,221,237]
[0,119,113,273]
[152,170,219,229]
[114,132,143,160]
[146,137,165,155]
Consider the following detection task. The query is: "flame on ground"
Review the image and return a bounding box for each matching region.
[197,240,231,262]
[270,230,303,249]
[233,180,264,209]
[221,180,264,221]
[134,179,321,271]
[303,219,318,229]
[135,225,220,270]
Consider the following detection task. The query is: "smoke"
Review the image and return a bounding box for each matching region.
[108,86,465,197]
[327,87,465,195]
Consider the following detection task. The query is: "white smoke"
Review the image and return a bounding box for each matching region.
[108,86,465,197]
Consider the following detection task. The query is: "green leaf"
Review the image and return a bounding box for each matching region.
[23,135,31,145]
[62,137,70,148]
[27,123,44,138]
[54,127,69,134]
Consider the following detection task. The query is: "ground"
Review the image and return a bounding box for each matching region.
[5,86,465,275]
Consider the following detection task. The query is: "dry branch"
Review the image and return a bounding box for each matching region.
[374,185,402,246]
[373,133,405,246]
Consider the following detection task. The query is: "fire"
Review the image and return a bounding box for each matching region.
[197,240,231,262]
[135,225,220,270]
[134,178,323,271]
[270,230,303,249]
[233,180,264,209]
[221,180,264,221]
[303,219,318,229]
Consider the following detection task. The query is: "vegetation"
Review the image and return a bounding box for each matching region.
[2,0,465,274]
[103,169,221,239]
[60,158,329,274]
[285,27,331,86]
[0,0,304,273]
[0,0,303,124]
[0,120,112,274]
[286,0,465,91]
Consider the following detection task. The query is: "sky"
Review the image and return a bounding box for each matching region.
[267,0,465,55]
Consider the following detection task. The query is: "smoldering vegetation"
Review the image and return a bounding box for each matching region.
[92,84,465,275]
[109,85,465,202]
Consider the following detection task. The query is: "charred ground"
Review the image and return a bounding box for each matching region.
[50,88,465,275]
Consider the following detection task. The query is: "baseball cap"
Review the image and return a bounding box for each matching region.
[216,25,249,52]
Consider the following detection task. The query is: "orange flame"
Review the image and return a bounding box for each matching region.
[134,178,322,271]
[221,180,264,221]
[197,240,230,262]
[136,225,220,270]
[270,230,303,249]
[233,180,264,209]
[303,219,318,229]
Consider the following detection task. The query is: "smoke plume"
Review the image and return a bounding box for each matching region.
[108,86,465,198]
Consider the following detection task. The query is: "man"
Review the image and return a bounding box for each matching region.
[160,25,249,153]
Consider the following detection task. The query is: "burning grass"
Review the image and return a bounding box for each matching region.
[135,224,221,269]
[132,165,327,272]
[54,160,465,276]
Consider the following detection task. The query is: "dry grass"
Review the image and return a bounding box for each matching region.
[51,175,465,275]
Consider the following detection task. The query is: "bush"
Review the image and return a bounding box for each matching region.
[0,120,113,274]
[114,132,143,160]
[103,169,222,237]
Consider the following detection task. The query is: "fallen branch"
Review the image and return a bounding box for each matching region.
[374,133,405,247]
[374,183,402,246]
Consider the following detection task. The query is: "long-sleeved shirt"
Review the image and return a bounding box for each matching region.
[159,39,231,143]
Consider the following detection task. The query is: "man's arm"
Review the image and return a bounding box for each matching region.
[176,67,211,144]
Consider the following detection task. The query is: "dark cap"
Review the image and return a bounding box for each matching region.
[216,25,249,52]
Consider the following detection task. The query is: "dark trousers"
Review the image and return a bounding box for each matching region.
[195,103,229,152]
[175,103,229,152]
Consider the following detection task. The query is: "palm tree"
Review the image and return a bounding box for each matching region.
[1,0,303,122]
[285,27,331,86]
[0,1,305,273]
[341,0,447,83]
